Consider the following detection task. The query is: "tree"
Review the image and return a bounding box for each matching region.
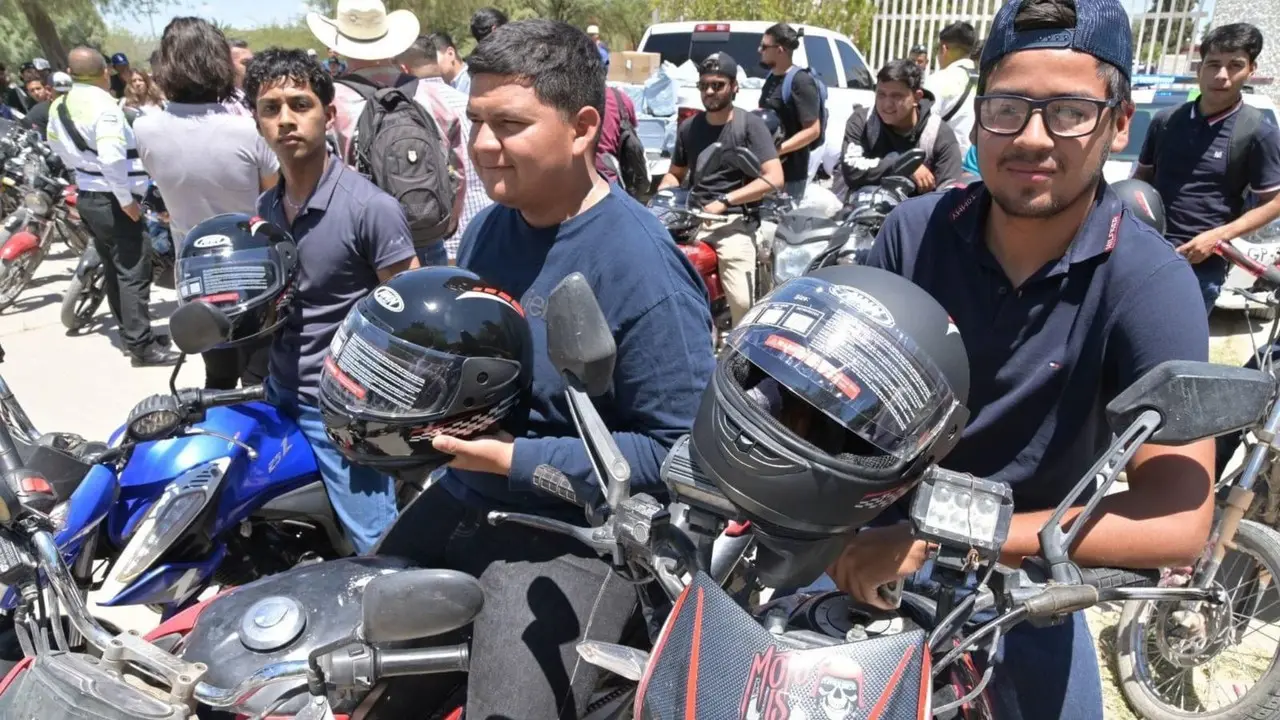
[653,0,876,50]
[0,0,105,70]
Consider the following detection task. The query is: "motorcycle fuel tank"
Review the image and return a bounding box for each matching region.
[180,556,415,716]
[107,402,318,546]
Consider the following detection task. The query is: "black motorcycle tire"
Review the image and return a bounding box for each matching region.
[0,249,41,311]
[1114,519,1280,720]
[61,263,105,332]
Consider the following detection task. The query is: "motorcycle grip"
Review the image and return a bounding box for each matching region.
[532,465,581,506]
[201,384,266,408]
[1078,566,1160,590]
[1022,585,1099,617]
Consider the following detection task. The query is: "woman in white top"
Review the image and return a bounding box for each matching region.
[121,69,165,116]
[135,17,280,390]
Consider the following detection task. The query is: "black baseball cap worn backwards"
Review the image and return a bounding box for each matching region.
[979,0,1134,78]
[699,52,739,81]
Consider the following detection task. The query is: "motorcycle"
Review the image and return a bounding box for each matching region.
[649,143,777,340]
[1110,242,1280,720]
[0,135,91,311]
[0,275,1242,720]
[772,149,926,285]
[61,187,175,332]
[0,299,427,630]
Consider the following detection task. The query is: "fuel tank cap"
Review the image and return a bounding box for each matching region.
[239,596,307,652]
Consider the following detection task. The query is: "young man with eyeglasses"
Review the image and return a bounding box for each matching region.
[828,0,1213,717]
[758,23,822,198]
[1133,23,1280,312]
[658,53,784,326]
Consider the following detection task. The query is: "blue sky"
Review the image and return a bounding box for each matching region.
[106,0,311,35]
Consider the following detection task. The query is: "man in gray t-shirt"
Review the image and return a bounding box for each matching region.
[134,102,278,239]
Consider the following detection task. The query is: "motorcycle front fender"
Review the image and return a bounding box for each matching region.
[0,231,39,262]
[73,244,100,279]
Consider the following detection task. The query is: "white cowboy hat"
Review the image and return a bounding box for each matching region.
[306,0,420,61]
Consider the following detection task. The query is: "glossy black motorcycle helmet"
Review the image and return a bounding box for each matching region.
[1111,178,1166,235]
[690,265,971,586]
[174,213,298,348]
[318,267,534,472]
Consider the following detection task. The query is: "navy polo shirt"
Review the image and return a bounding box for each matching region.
[1138,101,1280,278]
[259,156,416,403]
[866,183,1208,510]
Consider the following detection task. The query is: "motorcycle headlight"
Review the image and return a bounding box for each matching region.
[21,190,49,215]
[109,458,229,586]
[773,241,827,283]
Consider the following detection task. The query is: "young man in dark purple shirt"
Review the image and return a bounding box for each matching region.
[243,49,417,555]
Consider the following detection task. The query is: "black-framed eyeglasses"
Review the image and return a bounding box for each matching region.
[975,94,1120,138]
[697,80,729,92]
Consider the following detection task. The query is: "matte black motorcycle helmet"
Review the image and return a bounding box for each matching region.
[1110,178,1166,235]
[752,108,785,147]
[174,213,298,348]
[318,267,534,472]
[690,265,971,585]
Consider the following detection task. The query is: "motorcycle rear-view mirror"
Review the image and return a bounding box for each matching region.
[361,569,485,644]
[1106,360,1276,445]
[725,147,764,179]
[168,300,232,355]
[888,149,926,180]
[545,273,616,397]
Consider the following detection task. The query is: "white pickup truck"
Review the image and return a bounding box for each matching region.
[619,21,877,181]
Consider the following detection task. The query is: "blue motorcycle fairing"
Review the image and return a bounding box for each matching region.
[0,464,120,610]
[97,546,227,611]
[107,401,318,548]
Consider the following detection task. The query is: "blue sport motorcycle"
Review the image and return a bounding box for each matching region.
[0,341,366,628]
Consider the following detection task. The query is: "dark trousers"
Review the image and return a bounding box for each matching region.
[76,191,154,352]
[202,336,271,390]
[377,485,640,719]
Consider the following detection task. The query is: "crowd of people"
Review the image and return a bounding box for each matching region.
[8,0,1280,715]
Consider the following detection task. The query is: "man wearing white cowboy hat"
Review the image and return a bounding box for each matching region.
[308,0,470,267]
[586,23,609,68]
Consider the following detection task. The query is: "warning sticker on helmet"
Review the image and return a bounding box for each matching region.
[729,276,956,459]
[323,356,366,400]
[200,265,269,296]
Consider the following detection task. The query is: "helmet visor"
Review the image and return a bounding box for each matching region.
[176,246,282,309]
[319,308,465,420]
[728,276,959,460]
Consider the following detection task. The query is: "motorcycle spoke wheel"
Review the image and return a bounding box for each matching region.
[61,268,106,331]
[0,253,40,310]
[1115,520,1280,718]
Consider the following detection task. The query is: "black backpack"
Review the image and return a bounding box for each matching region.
[609,88,650,198]
[336,76,459,245]
[1147,101,1267,202]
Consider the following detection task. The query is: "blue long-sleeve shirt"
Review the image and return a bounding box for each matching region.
[441,183,716,520]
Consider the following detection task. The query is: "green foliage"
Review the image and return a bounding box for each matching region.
[0,0,105,69]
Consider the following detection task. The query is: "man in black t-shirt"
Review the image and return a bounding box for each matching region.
[758,22,821,198]
[659,52,784,325]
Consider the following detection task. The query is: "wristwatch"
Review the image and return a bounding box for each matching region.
[714,193,733,207]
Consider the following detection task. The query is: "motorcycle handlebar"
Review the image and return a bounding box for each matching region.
[197,384,266,410]
[1217,239,1280,289]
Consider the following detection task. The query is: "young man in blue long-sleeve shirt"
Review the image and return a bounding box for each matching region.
[376,19,715,720]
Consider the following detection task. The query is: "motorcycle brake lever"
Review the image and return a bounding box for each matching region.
[487,511,618,557]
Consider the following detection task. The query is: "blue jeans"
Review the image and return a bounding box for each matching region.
[787,571,1103,720]
[784,178,808,200]
[266,379,398,554]
[415,242,448,267]
[1194,256,1230,314]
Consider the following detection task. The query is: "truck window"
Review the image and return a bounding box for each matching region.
[640,32,690,68]
[837,41,873,89]
[639,29,772,79]
[803,36,839,88]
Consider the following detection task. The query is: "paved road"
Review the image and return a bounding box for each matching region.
[0,245,206,633]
